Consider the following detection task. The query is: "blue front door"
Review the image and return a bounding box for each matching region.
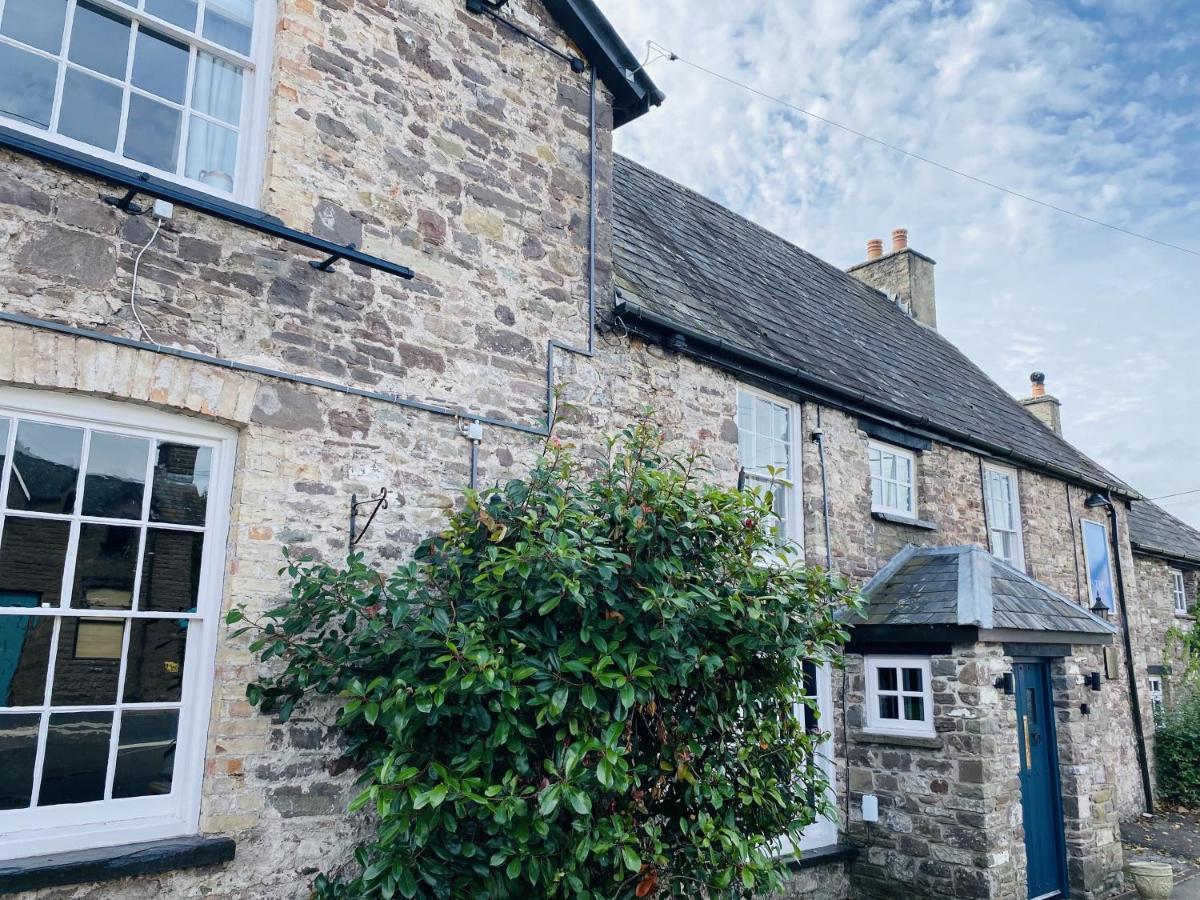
[1015,661,1068,899]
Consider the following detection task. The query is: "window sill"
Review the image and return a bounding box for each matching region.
[0,836,234,895]
[854,730,942,750]
[871,511,937,531]
[1173,613,1194,621]
[784,843,858,871]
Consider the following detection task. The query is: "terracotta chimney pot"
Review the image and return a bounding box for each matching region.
[892,228,908,252]
[866,238,884,260]
[1030,372,1046,398]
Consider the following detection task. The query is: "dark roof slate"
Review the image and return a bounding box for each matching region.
[1128,501,1200,565]
[857,545,1115,637]
[611,155,1130,494]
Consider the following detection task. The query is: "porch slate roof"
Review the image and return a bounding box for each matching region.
[1128,500,1200,566]
[856,545,1117,637]
[610,155,1132,497]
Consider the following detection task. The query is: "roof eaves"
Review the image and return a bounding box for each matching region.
[614,295,1139,500]
[540,0,665,127]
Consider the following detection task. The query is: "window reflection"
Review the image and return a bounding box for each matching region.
[140,529,203,613]
[113,709,178,798]
[0,516,71,607]
[0,713,40,809]
[52,617,123,705]
[150,444,210,526]
[7,421,82,513]
[123,618,186,703]
[82,432,149,519]
[72,524,139,610]
[0,614,53,706]
[39,711,112,805]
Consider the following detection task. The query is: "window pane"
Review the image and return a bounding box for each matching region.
[0,43,57,129]
[0,713,40,809]
[7,421,83,514]
[877,667,897,692]
[903,696,925,722]
[123,93,182,171]
[150,444,210,525]
[68,1,131,79]
[145,0,198,30]
[202,0,253,55]
[0,516,71,607]
[52,617,123,705]
[0,614,54,706]
[72,524,139,610]
[902,667,923,692]
[878,695,899,720]
[58,69,123,152]
[82,432,149,519]
[113,709,178,798]
[132,28,189,103]
[1,0,68,53]
[139,528,203,612]
[192,52,243,125]
[185,116,238,192]
[39,711,112,805]
[870,476,882,508]
[123,618,187,703]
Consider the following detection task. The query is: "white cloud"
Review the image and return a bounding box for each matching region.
[603,0,1200,528]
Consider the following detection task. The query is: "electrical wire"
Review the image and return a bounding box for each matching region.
[641,41,1199,258]
[130,218,164,346]
[1148,487,1200,501]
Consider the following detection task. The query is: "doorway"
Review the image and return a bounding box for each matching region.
[1014,660,1069,899]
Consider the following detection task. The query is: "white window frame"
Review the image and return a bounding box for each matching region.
[1172,569,1188,616]
[0,0,275,206]
[1081,519,1115,613]
[864,655,935,737]
[868,440,917,519]
[982,463,1025,571]
[773,661,837,854]
[736,387,802,553]
[0,386,236,860]
[1148,676,1164,719]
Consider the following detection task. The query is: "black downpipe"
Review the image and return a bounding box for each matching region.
[1104,500,1155,813]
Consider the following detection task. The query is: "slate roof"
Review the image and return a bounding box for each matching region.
[1128,500,1200,565]
[857,545,1116,637]
[611,155,1132,496]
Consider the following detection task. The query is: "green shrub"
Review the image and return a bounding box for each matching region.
[231,423,859,898]
[1157,691,1200,808]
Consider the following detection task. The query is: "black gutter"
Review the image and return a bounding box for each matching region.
[614,296,1139,501]
[541,0,665,127]
[0,124,414,280]
[1130,543,1200,570]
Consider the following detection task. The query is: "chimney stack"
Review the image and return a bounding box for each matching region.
[846,227,937,330]
[1019,371,1062,435]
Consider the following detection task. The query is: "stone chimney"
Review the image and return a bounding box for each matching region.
[847,228,937,329]
[1019,372,1062,435]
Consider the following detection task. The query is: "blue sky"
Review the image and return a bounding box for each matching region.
[603,0,1200,529]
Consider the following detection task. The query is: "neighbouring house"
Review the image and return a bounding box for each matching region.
[0,2,1186,900]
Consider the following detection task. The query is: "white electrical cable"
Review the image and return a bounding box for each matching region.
[129,217,163,345]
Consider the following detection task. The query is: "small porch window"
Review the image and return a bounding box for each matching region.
[865,655,934,736]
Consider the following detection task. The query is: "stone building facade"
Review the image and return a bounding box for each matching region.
[0,1,1188,899]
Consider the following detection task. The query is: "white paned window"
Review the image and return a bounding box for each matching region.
[983,463,1025,570]
[1148,677,1164,720]
[1172,570,1188,615]
[736,389,799,549]
[868,441,916,518]
[0,0,272,203]
[0,388,235,860]
[865,656,934,736]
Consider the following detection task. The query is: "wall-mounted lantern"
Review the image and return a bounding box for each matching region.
[994,673,1014,695]
[1088,672,1102,692]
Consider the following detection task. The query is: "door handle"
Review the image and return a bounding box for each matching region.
[1022,715,1031,768]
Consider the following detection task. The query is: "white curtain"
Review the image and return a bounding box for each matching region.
[187,53,241,191]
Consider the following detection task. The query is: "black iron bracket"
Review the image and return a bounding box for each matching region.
[310,243,356,273]
[349,487,389,549]
[103,186,148,215]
